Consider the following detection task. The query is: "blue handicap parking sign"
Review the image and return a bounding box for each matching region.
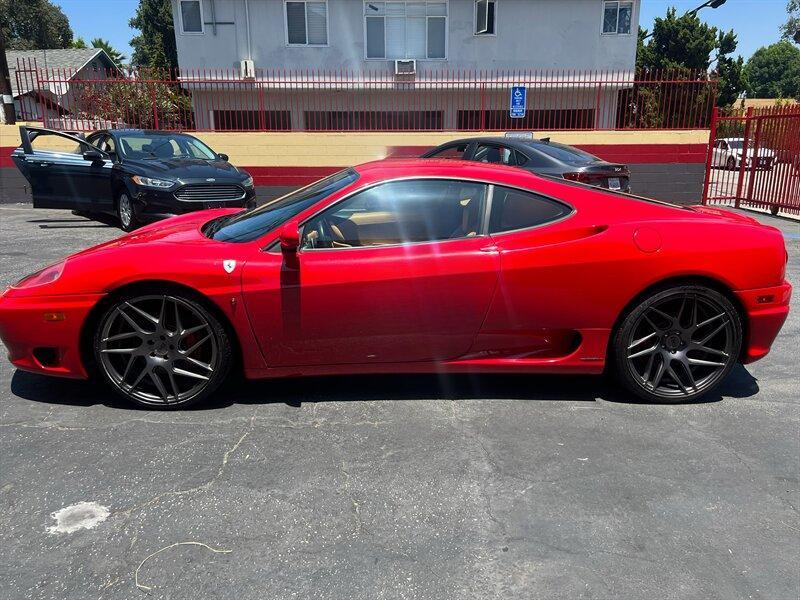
[510,86,526,119]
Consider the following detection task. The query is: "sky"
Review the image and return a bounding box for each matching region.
[53,0,793,65]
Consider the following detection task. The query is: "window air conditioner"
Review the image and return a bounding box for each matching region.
[240,59,255,80]
[394,59,416,75]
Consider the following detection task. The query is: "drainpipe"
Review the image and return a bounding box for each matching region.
[244,0,253,60]
[209,0,217,35]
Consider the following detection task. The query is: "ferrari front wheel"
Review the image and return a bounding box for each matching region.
[93,293,233,408]
[613,285,742,403]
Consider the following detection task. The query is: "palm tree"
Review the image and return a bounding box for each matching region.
[90,37,126,67]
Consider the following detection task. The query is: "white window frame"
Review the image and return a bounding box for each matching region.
[474,0,497,37]
[179,0,205,35]
[284,0,330,47]
[363,1,449,61]
[601,0,633,36]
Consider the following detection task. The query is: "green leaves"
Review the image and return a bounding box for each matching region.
[0,0,73,50]
[744,41,800,100]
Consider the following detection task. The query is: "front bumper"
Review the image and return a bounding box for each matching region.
[133,187,256,223]
[0,290,103,379]
[736,280,792,363]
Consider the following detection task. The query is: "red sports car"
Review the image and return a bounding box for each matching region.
[0,160,791,408]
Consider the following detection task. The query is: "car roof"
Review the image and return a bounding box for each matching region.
[439,136,566,150]
[106,129,191,136]
[354,157,543,182]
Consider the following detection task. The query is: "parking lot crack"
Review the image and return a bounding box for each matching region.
[118,410,257,516]
[339,461,366,536]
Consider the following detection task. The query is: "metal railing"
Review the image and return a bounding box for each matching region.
[703,105,800,216]
[14,59,716,133]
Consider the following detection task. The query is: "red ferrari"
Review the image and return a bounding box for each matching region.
[0,159,791,408]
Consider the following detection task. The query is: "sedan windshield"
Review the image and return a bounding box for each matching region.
[205,169,360,243]
[117,133,218,160]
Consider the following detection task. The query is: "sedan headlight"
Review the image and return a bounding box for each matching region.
[131,175,175,189]
[242,174,254,188]
[12,260,66,289]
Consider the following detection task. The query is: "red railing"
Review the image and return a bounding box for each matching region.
[14,59,716,133]
[703,105,800,216]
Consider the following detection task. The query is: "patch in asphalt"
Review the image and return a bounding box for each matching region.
[46,501,110,534]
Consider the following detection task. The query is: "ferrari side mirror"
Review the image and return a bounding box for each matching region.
[279,223,300,253]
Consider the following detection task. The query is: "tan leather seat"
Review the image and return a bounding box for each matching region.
[330,217,360,247]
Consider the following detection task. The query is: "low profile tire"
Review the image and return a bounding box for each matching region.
[612,285,742,403]
[726,156,737,171]
[117,192,138,232]
[93,292,233,408]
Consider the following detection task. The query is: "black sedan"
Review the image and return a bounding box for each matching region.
[11,127,256,231]
[422,136,630,193]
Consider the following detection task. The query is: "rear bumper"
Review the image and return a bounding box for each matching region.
[736,281,792,363]
[0,290,103,379]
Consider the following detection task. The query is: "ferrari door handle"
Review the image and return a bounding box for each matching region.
[479,244,498,253]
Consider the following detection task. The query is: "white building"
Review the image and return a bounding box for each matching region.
[170,0,641,130]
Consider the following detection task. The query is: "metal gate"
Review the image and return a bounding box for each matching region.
[702,105,800,216]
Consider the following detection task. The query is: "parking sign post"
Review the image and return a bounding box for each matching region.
[510,86,526,119]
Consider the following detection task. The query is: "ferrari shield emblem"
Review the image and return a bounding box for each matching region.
[223,260,236,273]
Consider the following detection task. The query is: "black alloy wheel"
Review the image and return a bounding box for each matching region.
[613,285,742,403]
[93,293,233,408]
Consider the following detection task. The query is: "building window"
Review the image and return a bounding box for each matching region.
[286,1,328,46]
[474,0,496,35]
[179,0,204,34]
[602,1,632,34]
[364,2,447,60]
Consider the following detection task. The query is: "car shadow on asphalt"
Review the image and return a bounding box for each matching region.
[27,213,118,229]
[9,363,759,411]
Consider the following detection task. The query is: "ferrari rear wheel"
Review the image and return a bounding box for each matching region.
[613,285,742,403]
[93,293,232,408]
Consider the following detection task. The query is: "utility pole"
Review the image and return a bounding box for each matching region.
[0,28,15,124]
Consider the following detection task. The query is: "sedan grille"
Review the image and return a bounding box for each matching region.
[174,184,246,202]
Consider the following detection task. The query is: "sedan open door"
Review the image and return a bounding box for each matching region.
[11,126,112,210]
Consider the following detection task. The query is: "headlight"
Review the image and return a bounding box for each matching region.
[242,174,254,188]
[12,261,66,289]
[131,175,175,189]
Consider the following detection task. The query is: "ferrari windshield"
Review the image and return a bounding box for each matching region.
[205,169,359,242]
[116,132,218,160]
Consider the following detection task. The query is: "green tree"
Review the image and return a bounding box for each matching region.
[0,0,73,49]
[637,8,745,107]
[90,37,126,66]
[129,0,177,69]
[780,0,800,40]
[744,41,800,99]
[70,37,88,49]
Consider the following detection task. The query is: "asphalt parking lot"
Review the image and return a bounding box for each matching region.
[0,204,798,599]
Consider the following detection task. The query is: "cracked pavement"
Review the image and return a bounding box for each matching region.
[0,205,798,599]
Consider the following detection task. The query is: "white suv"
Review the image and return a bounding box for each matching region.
[713,137,776,171]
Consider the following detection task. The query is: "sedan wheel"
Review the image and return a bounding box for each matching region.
[613,286,742,403]
[117,193,137,232]
[94,293,232,408]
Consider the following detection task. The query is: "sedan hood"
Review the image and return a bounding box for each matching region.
[125,157,244,180]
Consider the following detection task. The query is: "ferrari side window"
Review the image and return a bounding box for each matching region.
[489,186,572,234]
[302,179,488,249]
